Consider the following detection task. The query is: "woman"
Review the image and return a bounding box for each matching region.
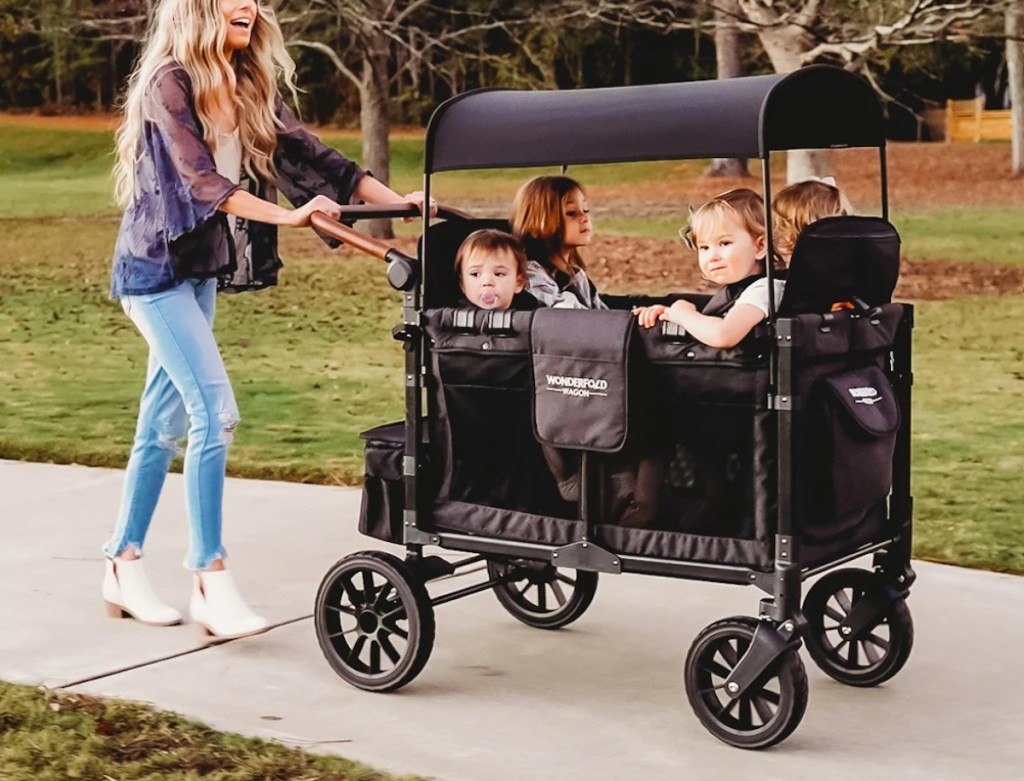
[103,0,430,639]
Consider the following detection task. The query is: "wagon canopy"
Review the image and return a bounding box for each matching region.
[425,65,883,174]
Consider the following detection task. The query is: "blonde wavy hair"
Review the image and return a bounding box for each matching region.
[772,180,849,257]
[113,0,297,207]
[689,188,766,247]
[510,175,588,276]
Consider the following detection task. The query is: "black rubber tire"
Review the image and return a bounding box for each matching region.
[802,568,914,687]
[486,558,598,630]
[684,616,809,750]
[314,551,435,692]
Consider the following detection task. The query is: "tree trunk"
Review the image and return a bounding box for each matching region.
[757,23,831,183]
[1009,0,1024,176]
[359,43,393,239]
[707,0,750,177]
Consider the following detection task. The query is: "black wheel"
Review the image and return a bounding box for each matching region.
[684,616,808,750]
[802,568,913,687]
[314,551,435,692]
[486,558,598,629]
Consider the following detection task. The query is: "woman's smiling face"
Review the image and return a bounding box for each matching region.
[220,0,257,51]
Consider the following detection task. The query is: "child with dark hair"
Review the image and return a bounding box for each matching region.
[454,229,528,310]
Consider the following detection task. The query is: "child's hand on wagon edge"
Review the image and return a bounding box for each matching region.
[632,304,666,328]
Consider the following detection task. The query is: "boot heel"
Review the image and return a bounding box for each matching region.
[105,601,128,619]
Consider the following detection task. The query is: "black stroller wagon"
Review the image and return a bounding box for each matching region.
[312,65,915,749]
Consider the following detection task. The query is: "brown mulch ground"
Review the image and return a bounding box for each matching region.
[588,142,1024,211]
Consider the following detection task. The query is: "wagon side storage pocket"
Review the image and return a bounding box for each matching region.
[358,421,407,544]
[530,309,635,453]
[808,365,900,539]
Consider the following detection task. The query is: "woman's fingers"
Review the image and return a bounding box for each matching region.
[310,195,342,220]
[402,190,437,221]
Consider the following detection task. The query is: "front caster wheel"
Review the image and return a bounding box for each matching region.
[803,568,913,687]
[486,558,598,629]
[684,616,808,750]
[314,551,435,692]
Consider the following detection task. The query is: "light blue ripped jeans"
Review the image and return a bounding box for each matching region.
[103,278,239,570]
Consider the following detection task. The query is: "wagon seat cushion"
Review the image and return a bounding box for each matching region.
[777,215,900,317]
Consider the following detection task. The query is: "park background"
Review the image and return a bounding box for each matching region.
[2,1,1024,777]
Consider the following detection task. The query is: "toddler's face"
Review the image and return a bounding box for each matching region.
[460,248,525,310]
[695,214,766,285]
[561,188,593,250]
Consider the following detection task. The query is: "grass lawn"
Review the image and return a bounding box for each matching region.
[0,681,419,781]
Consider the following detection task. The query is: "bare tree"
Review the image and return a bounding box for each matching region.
[280,0,536,237]
[1009,0,1024,175]
[573,0,1011,181]
[706,0,750,177]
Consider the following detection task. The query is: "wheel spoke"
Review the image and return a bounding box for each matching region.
[537,582,548,611]
[549,578,568,607]
[716,695,740,719]
[738,696,753,728]
[369,640,382,673]
[381,616,409,639]
[350,634,367,663]
[757,688,781,705]
[719,641,739,667]
[846,639,860,666]
[555,573,578,587]
[861,640,882,665]
[751,692,775,724]
[326,604,357,616]
[340,574,362,607]
[328,627,359,639]
[361,570,377,604]
[373,582,395,611]
[378,632,402,665]
[865,631,890,651]
[824,605,846,622]
[835,589,854,613]
[701,659,732,680]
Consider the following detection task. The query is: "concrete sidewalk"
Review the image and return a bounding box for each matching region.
[2,459,1022,780]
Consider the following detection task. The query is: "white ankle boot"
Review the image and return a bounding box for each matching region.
[190,570,270,640]
[103,557,183,626]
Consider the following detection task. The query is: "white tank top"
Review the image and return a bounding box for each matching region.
[212,128,253,286]
[213,128,242,231]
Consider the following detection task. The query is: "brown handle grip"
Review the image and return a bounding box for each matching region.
[310,212,392,260]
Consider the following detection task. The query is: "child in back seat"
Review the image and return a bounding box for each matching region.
[772,178,854,311]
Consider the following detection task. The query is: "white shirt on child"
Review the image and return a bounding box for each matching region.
[734,277,787,317]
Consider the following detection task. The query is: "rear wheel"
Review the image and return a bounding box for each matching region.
[684,616,808,749]
[802,568,913,687]
[314,551,435,692]
[486,559,598,629]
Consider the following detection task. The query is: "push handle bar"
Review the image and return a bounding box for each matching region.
[331,202,474,222]
[309,211,424,291]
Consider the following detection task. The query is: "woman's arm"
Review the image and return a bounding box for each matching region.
[220,190,341,227]
[659,300,765,349]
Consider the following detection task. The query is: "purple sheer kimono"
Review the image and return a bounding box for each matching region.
[110,62,366,297]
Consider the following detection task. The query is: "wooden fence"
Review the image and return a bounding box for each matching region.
[944,97,1012,142]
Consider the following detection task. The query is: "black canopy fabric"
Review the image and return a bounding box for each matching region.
[425,66,883,173]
